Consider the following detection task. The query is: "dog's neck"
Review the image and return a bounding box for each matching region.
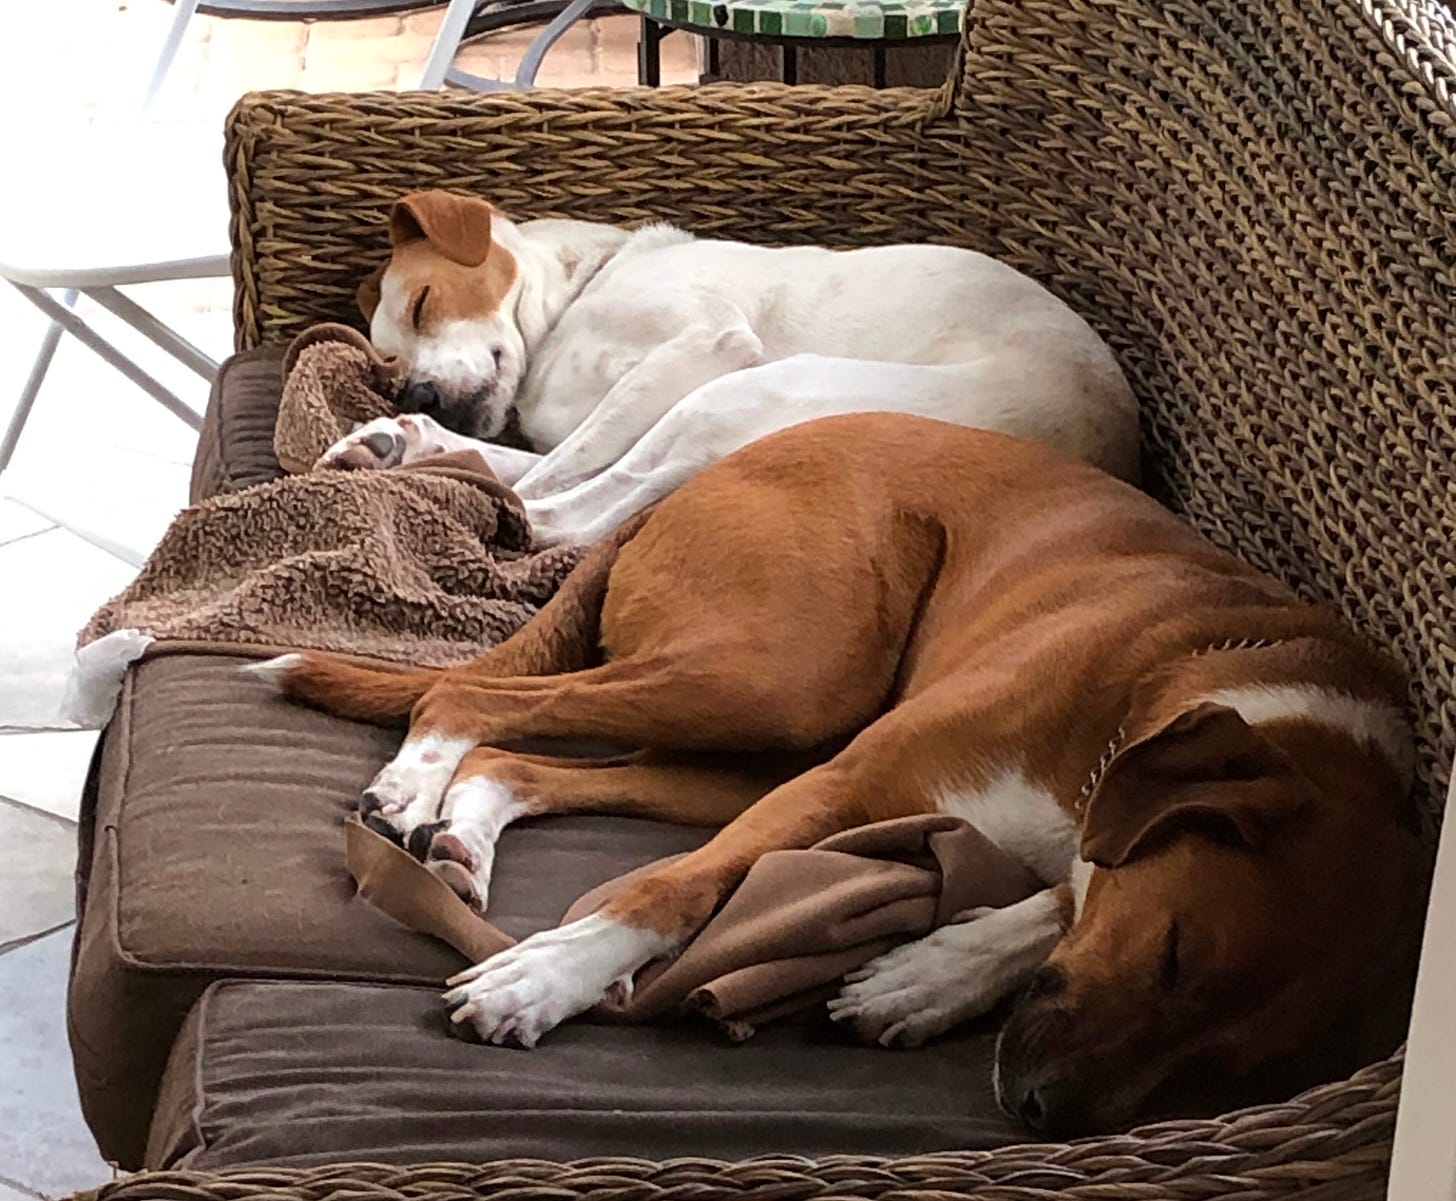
[497,215,632,353]
[1124,633,1411,796]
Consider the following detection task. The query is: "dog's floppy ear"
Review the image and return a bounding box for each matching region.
[356,263,386,325]
[1080,703,1307,869]
[389,190,494,267]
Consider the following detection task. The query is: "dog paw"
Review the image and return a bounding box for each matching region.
[442,914,669,1047]
[828,956,959,1048]
[357,764,445,840]
[424,828,491,914]
[358,734,474,836]
[317,416,413,471]
[828,909,1003,1047]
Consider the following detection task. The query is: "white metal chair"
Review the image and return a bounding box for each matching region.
[144,0,619,101]
[0,124,231,563]
[417,0,617,90]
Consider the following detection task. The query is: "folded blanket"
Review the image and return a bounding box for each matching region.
[273,323,405,474]
[80,449,583,666]
[347,812,1041,1042]
[76,320,585,689]
[273,322,533,473]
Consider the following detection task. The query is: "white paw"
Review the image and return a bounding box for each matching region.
[829,909,1009,1047]
[316,415,432,471]
[419,776,529,913]
[828,897,1062,1048]
[442,914,671,1047]
[360,733,474,834]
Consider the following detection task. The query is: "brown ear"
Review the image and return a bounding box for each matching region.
[389,190,494,267]
[1080,703,1307,869]
[356,263,386,324]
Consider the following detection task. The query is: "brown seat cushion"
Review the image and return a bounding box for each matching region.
[148,979,1015,1169]
[69,652,711,1169]
[77,352,1019,1170]
[189,347,288,502]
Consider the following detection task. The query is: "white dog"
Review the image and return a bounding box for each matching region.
[320,190,1139,544]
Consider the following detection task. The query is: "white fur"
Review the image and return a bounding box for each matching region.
[443,913,673,1047]
[1201,684,1414,786]
[936,768,1078,884]
[358,212,1140,546]
[435,774,529,910]
[828,890,1064,1046]
[317,413,544,485]
[365,731,475,833]
[242,652,305,683]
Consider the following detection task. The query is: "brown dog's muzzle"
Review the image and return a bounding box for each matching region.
[995,966,1089,1136]
[994,965,1159,1138]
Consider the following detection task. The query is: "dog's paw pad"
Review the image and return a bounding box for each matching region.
[427,858,485,913]
[317,419,409,471]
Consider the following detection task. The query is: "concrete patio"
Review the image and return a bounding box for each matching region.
[0,4,695,1194]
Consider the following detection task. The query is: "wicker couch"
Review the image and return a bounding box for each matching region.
[77,0,1454,1195]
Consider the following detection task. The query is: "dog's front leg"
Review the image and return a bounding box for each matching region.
[442,725,931,1046]
[316,414,544,484]
[828,887,1070,1047]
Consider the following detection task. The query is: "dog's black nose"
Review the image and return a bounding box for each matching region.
[398,381,441,414]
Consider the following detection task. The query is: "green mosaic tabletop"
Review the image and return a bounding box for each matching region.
[619,0,964,40]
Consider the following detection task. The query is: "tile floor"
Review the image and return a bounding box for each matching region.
[0,3,696,1193]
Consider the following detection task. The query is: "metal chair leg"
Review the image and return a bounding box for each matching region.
[782,42,798,84]
[142,0,203,113]
[0,290,77,476]
[12,286,203,433]
[420,0,479,89]
[639,16,664,85]
[515,0,601,86]
[88,287,219,380]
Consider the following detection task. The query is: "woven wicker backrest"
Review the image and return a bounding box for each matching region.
[937,0,1456,831]
[227,0,1455,831]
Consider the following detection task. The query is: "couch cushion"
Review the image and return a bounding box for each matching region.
[148,979,1015,1169]
[69,651,711,1169]
[189,348,287,502]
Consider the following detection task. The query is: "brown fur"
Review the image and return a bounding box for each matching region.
[277,414,1417,1133]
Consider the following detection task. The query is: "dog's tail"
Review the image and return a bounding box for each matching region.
[244,506,655,725]
[242,653,439,724]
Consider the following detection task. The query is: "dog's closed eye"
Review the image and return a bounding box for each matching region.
[410,286,431,331]
[1159,920,1181,991]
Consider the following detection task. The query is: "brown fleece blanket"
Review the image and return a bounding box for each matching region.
[347,813,1041,1041]
[273,322,405,474]
[81,326,583,665]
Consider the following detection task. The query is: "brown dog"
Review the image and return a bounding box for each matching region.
[257,414,1419,1135]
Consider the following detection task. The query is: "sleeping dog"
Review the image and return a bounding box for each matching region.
[258,415,1420,1136]
[318,189,1139,545]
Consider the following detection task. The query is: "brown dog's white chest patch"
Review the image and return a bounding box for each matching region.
[936,768,1078,884]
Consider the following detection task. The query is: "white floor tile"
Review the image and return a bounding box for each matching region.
[0,927,112,1196]
[0,502,51,546]
[0,1179,43,1201]
[0,731,98,822]
[0,530,136,729]
[0,802,76,948]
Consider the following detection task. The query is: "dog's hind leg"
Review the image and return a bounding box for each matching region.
[420,746,812,911]
[525,349,1141,546]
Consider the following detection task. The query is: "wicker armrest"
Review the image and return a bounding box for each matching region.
[224,83,962,350]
